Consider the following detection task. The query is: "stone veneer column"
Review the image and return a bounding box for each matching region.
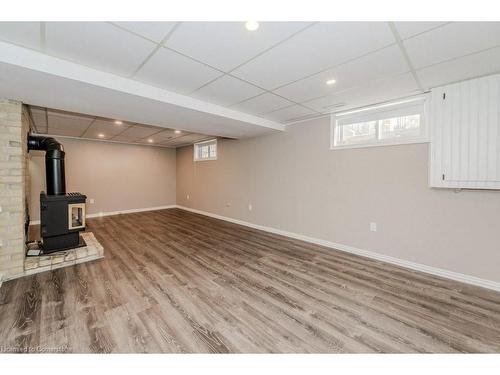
[0,100,29,281]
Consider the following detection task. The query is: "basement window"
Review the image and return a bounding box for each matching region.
[194,139,217,161]
[330,97,428,150]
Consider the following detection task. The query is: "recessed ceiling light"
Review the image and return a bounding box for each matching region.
[326,79,337,86]
[97,133,105,138]
[245,21,259,31]
[114,120,123,125]
[174,130,182,134]
[148,139,154,143]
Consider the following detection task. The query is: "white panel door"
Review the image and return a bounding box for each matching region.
[430,73,500,189]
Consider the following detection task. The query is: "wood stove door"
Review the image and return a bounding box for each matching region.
[68,203,86,230]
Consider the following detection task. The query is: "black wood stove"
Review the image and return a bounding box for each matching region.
[28,135,87,254]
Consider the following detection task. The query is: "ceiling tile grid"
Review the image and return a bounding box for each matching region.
[265,104,318,123]
[403,22,500,70]
[303,72,420,113]
[47,110,94,137]
[29,107,48,133]
[415,45,500,89]
[274,44,409,104]
[190,75,265,106]
[231,22,396,90]
[45,22,158,77]
[133,46,224,94]
[4,21,500,129]
[29,105,213,148]
[111,125,162,142]
[393,22,449,40]
[164,22,312,72]
[230,92,295,115]
[82,119,131,140]
[0,21,41,50]
[112,22,177,43]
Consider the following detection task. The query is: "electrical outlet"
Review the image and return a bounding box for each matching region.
[248,203,253,211]
[370,222,377,232]
[89,198,95,204]
[226,202,231,207]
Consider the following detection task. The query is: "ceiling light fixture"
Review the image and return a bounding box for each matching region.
[326,79,337,86]
[174,130,182,134]
[245,21,259,31]
[114,120,123,125]
[148,139,154,143]
[97,133,105,138]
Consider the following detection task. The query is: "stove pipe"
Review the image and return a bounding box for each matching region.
[27,135,66,196]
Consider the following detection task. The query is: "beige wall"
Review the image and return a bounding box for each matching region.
[176,117,500,283]
[30,138,176,221]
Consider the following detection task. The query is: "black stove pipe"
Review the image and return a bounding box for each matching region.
[27,135,66,196]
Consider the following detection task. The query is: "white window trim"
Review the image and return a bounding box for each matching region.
[193,138,218,161]
[330,96,430,150]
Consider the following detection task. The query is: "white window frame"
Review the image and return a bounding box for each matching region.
[193,139,217,161]
[330,96,429,150]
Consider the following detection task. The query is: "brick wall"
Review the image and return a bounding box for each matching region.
[0,100,29,281]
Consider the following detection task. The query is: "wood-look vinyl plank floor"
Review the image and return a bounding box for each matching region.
[1,208,500,353]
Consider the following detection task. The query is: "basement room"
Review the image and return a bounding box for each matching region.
[1,0,500,372]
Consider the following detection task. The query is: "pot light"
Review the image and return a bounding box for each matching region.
[326,79,337,86]
[245,21,259,31]
[114,120,123,125]
[174,130,182,134]
[148,139,154,143]
[97,133,105,138]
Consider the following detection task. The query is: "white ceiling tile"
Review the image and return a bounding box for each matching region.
[165,22,310,71]
[266,105,317,123]
[113,22,177,43]
[28,106,213,147]
[48,127,86,137]
[393,22,448,40]
[47,111,94,134]
[45,22,157,76]
[191,75,264,106]
[30,107,47,131]
[82,119,130,139]
[231,92,293,115]
[417,46,500,89]
[304,72,420,113]
[274,44,408,103]
[232,22,395,90]
[34,127,48,134]
[404,22,500,69]
[134,47,222,94]
[161,133,210,146]
[0,22,41,50]
[111,125,160,141]
[146,129,179,142]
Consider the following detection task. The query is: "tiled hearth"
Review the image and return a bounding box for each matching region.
[24,232,104,276]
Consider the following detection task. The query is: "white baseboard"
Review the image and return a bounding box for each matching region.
[29,204,177,225]
[176,205,500,292]
[24,203,500,292]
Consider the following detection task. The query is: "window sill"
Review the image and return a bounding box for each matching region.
[194,157,218,162]
[330,138,429,151]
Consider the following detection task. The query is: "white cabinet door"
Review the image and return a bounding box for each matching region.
[430,74,500,189]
